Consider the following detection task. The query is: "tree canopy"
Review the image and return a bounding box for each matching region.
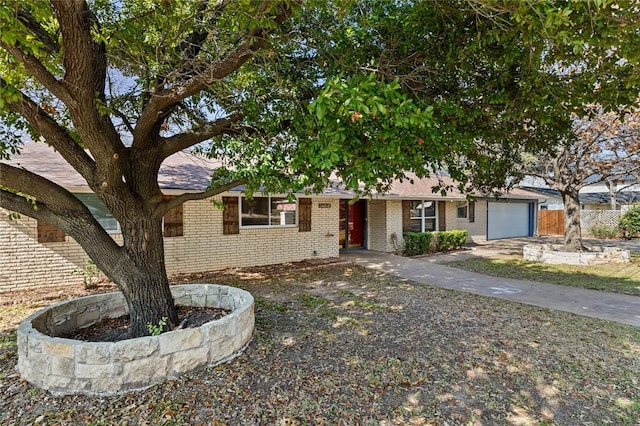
[1,0,639,335]
[523,106,640,249]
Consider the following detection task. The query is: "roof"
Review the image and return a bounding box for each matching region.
[2,142,221,191]
[521,186,640,204]
[380,172,542,201]
[3,142,543,201]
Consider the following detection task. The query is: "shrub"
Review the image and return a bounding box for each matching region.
[589,224,620,239]
[619,204,640,239]
[403,232,433,256]
[434,230,468,252]
[403,230,468,256]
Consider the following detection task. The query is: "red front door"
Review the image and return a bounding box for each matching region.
[339,200,366,248]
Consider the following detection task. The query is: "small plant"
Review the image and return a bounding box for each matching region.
[589,224,620,239]
[147,316,168,336]
[74,259,101,289]
[300,293,329,308]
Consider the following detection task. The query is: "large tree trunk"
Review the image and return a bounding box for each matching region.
[116,213,178,338]
[70,200,178,338]
[560,189,586,251]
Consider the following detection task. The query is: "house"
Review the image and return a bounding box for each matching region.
[0,143,541,292]
[521,186,640,211]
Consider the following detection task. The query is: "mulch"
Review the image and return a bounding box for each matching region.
[57,306,230,342]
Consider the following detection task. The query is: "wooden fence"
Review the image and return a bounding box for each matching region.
[538,210,564,235]
[538,209,621,236]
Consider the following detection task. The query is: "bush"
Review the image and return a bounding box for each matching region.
[589,224,620,239]
[433,230,468,252]
[619,204,640,239]
[403,232,433,256]
[403,230,468,256]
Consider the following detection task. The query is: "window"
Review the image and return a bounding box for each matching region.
[74,193,121,234]
[162,196,183,237]
[456,201,468,219]
[37,222,65,243]
[409,200,437,232]
[241,196,297,227]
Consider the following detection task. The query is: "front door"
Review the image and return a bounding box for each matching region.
[339,199,366,249]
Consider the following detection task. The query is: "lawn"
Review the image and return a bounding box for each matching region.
[447,254,640,296]
[1,264,640,425]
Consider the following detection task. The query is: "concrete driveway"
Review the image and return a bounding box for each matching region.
[342,236,640,327]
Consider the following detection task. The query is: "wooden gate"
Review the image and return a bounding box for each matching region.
[538,210,565,235]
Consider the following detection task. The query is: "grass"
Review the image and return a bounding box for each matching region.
[2,264,640,424]
[447,253,640,296]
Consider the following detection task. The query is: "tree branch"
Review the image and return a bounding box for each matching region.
[16,8,60,55]
[161,112,244,158]
[0,189,70,230]
[1,79,96,182]
[134,1,292,145]
[156,178,246,216]
[0,41,74,106]
[0,163,89,211]
[50,0,125,166]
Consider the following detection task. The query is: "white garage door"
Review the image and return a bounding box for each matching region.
[487,202,531,240]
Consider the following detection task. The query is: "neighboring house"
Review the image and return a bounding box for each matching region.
[522,186,640,211]
[1,143,541,291]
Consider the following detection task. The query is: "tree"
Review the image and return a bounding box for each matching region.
[1,0,639,336]
[523,107,640,250]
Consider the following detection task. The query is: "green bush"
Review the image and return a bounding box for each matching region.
[403,232,433,256]
[433,230,468,252]
[403,230,468,256]
[589,224,620,239]
[619,204,640,239]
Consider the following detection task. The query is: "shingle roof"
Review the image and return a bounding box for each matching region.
[2,142,221,191]
[521,186,640,204]
[3,142,543,200]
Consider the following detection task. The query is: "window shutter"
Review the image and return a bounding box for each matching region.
[468,201,475,223]
[163,196,183,237]
[402,200,411,232]
[438,201,447,231]
[298,198,312,232]
[37,222,65,243]
[223,196,239,235]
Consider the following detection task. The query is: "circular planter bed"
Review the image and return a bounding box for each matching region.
[523,244,630,266]
[17,284,254,396]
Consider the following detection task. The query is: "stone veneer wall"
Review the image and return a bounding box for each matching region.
[523,244,630,265]
[17,284,254,395]
[0,196,338,292]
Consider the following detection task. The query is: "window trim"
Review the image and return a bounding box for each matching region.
[409,200,438,232]
[456,201,468,219]
[239,196,299,229]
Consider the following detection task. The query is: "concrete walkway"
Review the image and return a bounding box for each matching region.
[341,250,640,328]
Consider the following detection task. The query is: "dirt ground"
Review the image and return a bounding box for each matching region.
[2,261,640,425]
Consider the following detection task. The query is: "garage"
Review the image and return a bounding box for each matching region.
[487,201,534,240]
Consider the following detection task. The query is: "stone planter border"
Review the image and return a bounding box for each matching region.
[17,284,254,396]
[523,244,630,266]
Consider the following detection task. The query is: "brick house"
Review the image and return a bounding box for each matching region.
[0,143,540,291]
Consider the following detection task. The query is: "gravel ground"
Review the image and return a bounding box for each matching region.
[1,263,640,425]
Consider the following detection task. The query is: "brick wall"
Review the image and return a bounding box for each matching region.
[0,197,338,292]
[445,200,488,242]
[163,196,338,273]
[0,210,112,292]
[367,200,387,251]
